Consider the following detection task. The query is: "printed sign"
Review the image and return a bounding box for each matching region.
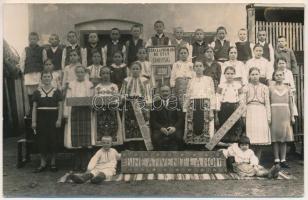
[121,151,227,174]
[148,46,176,65]
[148,46,176,79]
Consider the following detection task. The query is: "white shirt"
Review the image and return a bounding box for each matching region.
[184,76,216,111]
[222,143,259,165]
[87,148,121,172]
[246,57,274,80]
[66,79,93,97]
[87,64,103,79]
[220,60,248,85]
[170,60,195,87]
[216,82,242,110]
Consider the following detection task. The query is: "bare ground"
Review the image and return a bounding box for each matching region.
[2,137,304,198]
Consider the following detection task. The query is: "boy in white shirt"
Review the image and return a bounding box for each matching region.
[70,136,121,184]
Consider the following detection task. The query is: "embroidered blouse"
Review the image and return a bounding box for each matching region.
[87,148,121,172]
[94,83,119,96]
[120,76,151,104]
[184,75,216,111]
[216,82,242,110]
[87,64,103,79]
[66,80,93,98]
[242,83,271,120]
[170,60,195,88]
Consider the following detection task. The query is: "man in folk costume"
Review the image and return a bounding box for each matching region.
[170,27,192,61]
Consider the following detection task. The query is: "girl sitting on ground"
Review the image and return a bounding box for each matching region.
[219,136,281,179]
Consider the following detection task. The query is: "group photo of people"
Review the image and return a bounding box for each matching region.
[3,3,304,198]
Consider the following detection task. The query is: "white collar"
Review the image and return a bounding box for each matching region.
[69,43,78,48]
[196,41,204,45]
[156,33,164,38]
[111,63,126,68]
[51,46,58,52]
[258,41,266,45]
[112,40,119,45]
[175,39,183,44]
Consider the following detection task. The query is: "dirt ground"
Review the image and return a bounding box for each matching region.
[2,137,304,198]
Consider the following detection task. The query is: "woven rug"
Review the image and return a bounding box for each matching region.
[58,170,295,183]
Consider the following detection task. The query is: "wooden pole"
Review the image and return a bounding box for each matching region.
[247,7,256,43]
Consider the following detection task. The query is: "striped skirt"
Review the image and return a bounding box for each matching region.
[71,106,92,147]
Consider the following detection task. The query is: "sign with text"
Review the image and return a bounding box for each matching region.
[205,104,247,150]
[148,46,175,79]
[121,151,227,174]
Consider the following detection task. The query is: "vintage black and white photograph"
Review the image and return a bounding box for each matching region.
[2,1,305,198]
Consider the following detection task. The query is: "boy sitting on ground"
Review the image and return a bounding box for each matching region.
[70,136,121,184]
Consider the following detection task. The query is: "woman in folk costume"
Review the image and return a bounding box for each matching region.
[220,46,248,86]
[64,65,94,171]
[120,61,152,150]
[242,67,271,160]
[93,67,123,146]
[183,61,216,150]
[170,47,195,107]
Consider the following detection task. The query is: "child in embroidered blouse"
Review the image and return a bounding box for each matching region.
[62,50,87,92]
[110,51,128,90]
[87,50,103,86]
[41,59,62,90]
[70,136,121,184]
[170,47,194,106]
[243,67,271,161]
[136,47,156,90]
[220,136,280,178]
[216,66,244,143]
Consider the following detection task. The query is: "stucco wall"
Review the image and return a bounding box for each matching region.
[28,4,247,45]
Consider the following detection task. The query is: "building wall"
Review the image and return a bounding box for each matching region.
[4,4,29,56]
[29,4,247,45]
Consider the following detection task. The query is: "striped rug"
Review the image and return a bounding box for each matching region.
[58,171,294,183]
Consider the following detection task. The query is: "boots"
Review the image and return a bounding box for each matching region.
[70,172,93,184]
[90,172,106,184]
[267,164,281,179]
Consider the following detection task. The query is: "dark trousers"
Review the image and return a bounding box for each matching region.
[152,130,183,151]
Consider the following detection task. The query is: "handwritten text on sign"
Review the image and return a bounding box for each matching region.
[121,151,227,174]
[148,46,176,65]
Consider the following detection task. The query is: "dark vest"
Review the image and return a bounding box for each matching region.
[24,45,44,74]
[151,34,170,46]
[86,43,103,66]
[64,44,81,66]
[235,41,252,62]
[192,41,208,62]
[127,39,144,65]
[46,46,63,71]
[258,42,271,61]
[171,38,189,61]
[214,39,230,61]
[106,41,124,66]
